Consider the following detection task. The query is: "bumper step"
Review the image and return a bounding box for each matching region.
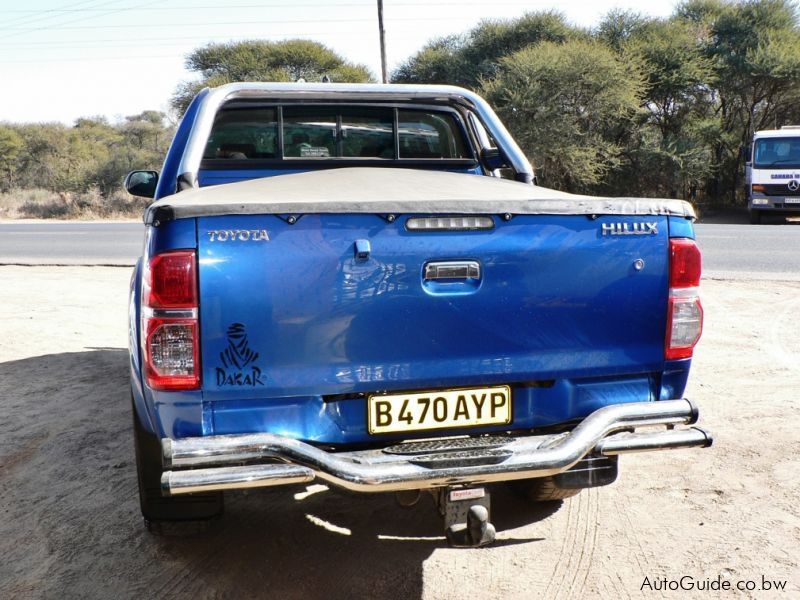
[384,435,514,455]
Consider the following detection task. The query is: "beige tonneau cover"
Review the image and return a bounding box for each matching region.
[144,167,696,223]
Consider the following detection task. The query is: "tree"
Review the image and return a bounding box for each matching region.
[596,9,651,53]
[0,126,24,191]
[606,19,717,198]
[393,11,581,88]
[482,39,644,192]
[172,39,374,114]
[390,35,469,86]
[676,0,800,202]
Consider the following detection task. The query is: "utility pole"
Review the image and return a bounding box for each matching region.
[377,0,388,83]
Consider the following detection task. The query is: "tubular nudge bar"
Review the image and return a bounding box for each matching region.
[160,399,712,496]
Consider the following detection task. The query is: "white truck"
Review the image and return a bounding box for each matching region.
[746,125,800,224]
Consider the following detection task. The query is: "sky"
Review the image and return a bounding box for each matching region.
[0,0,679,124]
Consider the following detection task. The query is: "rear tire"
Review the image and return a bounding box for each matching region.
[510,477,582,502]
[749,209,761,224]
[132,396,223,531]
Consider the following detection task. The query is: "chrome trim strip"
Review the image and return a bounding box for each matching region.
[670,287,701,299]
[160,399,710,496]
[142,307,198,319]
[176,82,534,189]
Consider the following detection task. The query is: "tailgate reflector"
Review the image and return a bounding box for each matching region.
[666,239,703,360]
[406,216,494,231]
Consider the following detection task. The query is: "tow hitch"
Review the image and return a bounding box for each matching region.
[435,486,496,547]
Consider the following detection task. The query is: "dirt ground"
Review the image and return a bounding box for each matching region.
[0,266,797,599]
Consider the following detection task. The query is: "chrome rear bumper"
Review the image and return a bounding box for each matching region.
[160,399,711,496]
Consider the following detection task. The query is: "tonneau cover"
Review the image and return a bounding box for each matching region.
[145,167,696,223]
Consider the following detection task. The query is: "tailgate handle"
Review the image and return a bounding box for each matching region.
[424,261,481,281]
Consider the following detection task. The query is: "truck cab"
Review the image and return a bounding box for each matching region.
[746,125,800,224]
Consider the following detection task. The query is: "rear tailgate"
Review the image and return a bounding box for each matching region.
[197,213,669,401]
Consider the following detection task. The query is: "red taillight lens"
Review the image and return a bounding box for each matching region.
[142,250,200,390]
[669,238,702,288]
[144,251,197,309]
[666,238,703,360]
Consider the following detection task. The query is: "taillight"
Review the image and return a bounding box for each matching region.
[666,239,703,360]
[142,250,200,390]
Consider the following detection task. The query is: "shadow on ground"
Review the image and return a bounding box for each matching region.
[697,206,800,225]
[0,349,561,600]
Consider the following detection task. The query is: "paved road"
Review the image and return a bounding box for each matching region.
[0,220,797,279]
[695,221,800,279]
[0,222,143,266]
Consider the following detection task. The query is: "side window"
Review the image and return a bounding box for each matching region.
[398,110,469,159]
[203,108,278,159]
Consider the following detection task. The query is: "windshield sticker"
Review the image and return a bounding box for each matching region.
[300,146,331,157]
[216,322,265,387]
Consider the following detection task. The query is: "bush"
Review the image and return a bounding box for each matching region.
[0,188,149,219]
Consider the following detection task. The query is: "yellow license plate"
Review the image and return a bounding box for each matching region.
[367,385,512,435]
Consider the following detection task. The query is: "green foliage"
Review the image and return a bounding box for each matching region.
[0,126,24,192]
[674,0,800,201]
[483,40,644,191]
[391,36,468,85]
[596,9,651,52]
[0,112,172,202]
[393,12,581,88]
[397,1,800,204]
[172,39,375,114]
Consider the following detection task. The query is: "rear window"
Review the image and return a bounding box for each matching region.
[203,105,472,161]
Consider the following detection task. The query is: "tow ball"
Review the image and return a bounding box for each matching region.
[434,486,496,547]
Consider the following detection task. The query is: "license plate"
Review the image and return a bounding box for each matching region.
[785,198,800,204]
[367,385,511,435]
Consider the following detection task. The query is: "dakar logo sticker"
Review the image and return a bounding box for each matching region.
[216,322,265,387]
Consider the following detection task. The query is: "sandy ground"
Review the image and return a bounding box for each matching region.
[0,266,797,599]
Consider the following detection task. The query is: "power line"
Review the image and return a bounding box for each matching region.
[0,1,543,13]
[0,28,440,49]
[0,32,443,64]
[0,0,120,28]
[0,0,162,41]
[0,14,480,32]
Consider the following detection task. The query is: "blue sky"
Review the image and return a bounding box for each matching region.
[0,0,677,124]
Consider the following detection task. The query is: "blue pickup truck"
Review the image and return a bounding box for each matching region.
[125,83,710,546]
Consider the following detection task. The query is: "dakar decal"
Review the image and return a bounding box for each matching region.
[216,322,265,387]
